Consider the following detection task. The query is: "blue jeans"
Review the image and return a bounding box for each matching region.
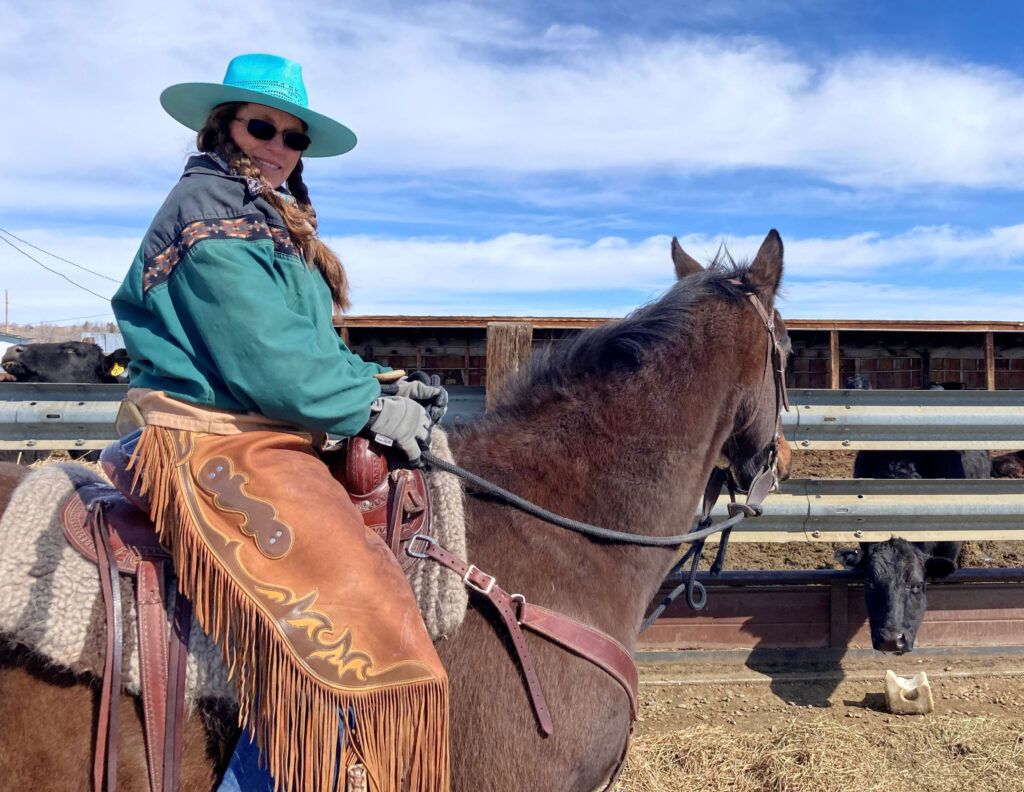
[216,731,275,792]
[217,708,353,792]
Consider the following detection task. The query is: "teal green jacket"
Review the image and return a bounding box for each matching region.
[112,155,386,437]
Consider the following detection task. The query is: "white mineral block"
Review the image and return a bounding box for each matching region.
[885,669,934,715]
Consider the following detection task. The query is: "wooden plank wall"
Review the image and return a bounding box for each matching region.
[637,581,1024,651]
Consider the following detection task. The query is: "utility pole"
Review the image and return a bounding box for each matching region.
[4,289,7,334]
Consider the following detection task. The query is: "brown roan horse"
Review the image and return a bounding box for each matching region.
[0,230,789,791]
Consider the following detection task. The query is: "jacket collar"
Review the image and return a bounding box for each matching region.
[183,153,237,179]
[184,153,295,201]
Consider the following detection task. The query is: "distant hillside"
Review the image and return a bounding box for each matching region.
[4,321,121,344]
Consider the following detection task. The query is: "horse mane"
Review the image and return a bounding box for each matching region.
[499,252,756,410]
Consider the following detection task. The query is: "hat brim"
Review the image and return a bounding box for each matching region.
[160,82,356,158]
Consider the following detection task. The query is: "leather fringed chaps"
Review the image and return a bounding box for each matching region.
[128,425,449,792]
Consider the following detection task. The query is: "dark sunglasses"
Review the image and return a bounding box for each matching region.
[235,117,311,152]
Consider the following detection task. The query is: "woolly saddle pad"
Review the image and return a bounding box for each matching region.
[0,431,468,706]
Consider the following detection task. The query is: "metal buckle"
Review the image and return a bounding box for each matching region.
[406,533,436,558]
[510,593,526,622]
[463,564,496,595]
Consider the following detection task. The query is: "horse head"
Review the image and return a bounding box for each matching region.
[672,231,791,493]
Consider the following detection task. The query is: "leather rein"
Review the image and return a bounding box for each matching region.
[419,289,789,550]
[409,290,789,776]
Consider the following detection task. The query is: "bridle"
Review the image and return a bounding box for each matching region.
[735,287,791,487]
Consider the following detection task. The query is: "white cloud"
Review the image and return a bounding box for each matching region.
[3,0,1024,215]
[3,223,1021,323]
[760,225,1024,277]
[335,226,1024,310]
[2,2,1021,327]
[777,280,1024,321]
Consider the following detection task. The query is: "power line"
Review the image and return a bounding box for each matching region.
[0,227,119,283]
[0,233,111,302]
[21,311,116,325]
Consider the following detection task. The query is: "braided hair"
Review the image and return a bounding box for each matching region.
[196,103,350,311]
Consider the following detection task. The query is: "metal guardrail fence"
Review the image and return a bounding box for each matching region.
[0,384,488,450]
[0,384,129,451]
[2,385,1024,450]
[3,385,1023,451]
[1,384,1022,541]
[700,478,1024,543]
[784,388,1024,450]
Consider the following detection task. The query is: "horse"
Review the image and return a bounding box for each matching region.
[0,230,789,791]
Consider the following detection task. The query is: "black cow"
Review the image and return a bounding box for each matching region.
[853,449,991,480]
[843,373,871,390]
[1,342,129,383]
[834,378,989,653]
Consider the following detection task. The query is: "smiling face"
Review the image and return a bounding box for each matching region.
[229,103,305,189]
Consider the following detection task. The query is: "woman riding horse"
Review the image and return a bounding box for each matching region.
[0,228,789,791]
[111,53,450,792]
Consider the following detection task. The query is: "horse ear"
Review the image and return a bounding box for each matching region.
[747,229,784,305]
[671,237,703,280]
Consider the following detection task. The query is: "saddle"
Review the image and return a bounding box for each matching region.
[325,435,433,572]
[59,430,435,792]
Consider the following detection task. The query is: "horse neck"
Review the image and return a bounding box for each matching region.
[449,311,752,640]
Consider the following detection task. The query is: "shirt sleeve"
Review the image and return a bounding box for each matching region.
[164,237,381,436]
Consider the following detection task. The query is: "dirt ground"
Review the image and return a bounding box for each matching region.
[714,450,1024,571]
[614,451,1024,791]
[633,651,1024,738]
[617,650,1024,791]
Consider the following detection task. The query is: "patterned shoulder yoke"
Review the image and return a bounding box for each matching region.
[143,217,299,292]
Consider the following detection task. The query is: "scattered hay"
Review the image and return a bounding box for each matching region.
[27,451,104,475]
[617,717,1024,792]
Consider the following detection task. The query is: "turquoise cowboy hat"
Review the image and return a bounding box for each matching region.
[160,53,356,158]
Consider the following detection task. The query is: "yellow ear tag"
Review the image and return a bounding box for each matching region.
[109,363,126,377]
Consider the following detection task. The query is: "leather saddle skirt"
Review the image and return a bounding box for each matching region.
[60,429,167,572]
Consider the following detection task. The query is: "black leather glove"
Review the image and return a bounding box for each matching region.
[380,371,448,425]
[364,395,431,463]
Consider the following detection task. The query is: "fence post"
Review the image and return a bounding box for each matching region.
[829,330,840,389]
[486,322,533,412]
[986,332,996,391]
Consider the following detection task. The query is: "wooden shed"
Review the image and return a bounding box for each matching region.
[337,316,1024,391]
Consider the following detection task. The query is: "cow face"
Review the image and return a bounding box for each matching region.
[1,342,127,383]
[835,538,957,653]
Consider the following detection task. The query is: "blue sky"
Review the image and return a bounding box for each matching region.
[1,0,1023,325]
